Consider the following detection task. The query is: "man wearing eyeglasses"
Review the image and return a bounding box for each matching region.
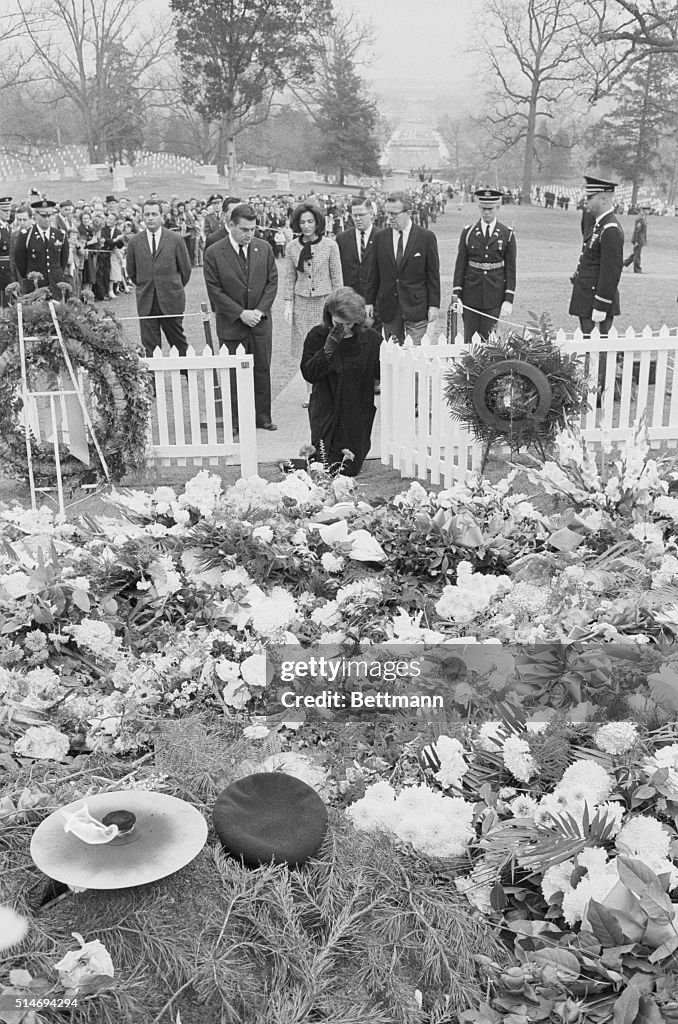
[365,191,440,344]
[335,196,381,333]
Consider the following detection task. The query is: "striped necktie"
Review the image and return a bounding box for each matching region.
[359,230,365,262]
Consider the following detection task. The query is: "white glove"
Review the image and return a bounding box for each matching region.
[283,301,293,324]
[455,298,464,316]
[500,302,513,319]
[591,309,607,323]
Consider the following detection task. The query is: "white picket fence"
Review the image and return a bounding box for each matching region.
[380,325,678,486]
[143,344,257,476]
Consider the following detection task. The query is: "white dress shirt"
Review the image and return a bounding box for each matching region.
[356,224,373,259]
[146,227,162,252]
[392,221,412,259]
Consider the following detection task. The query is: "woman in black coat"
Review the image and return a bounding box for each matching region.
[301,286,381,476]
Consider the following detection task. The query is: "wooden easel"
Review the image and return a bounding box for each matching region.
[17,301,111,516]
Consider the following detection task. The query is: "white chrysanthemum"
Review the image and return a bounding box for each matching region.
[502,734,538,782]
[557,760,614,806]
[69,619,121,659]
[509,795,539,819]
[260,752,330,796]
[25,667,60,696]
[542,860,575,902]
[535,790,574,826]
[250,588,297,637]
[221,567,253,589]
[476,720,507,752]
[616,814,671,861]
[594,721,639,755]
[653,496,678,523]
[15,725,70,761]
[562,868,618,926]
[321,552,344,573]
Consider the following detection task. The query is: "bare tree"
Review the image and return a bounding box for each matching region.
[473,0,595,201]
[11,0,172,162]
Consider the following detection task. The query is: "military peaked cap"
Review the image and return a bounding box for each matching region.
[584,175,617,196]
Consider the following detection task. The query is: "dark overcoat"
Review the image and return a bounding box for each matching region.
[569,211,624,319]
[300,324,381,476]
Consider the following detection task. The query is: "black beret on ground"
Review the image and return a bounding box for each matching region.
[213,772,328,868]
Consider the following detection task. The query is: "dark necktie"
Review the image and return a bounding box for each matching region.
[238,244,248,272]
[396,230,403,268]
[359,230,366,262]
[151,232,157,258]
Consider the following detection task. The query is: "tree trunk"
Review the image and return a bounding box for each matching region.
[631,56,654,208]
[521,78,539,206]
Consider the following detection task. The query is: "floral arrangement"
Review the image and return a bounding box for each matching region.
[444,312,588,461]
[392,712,678,1024]
[0,296,152,488]
[3,422,678,760]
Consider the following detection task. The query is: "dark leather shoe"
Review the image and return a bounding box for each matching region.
[257,420,277,430]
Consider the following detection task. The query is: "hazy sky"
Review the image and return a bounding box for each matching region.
[334,0,474,83]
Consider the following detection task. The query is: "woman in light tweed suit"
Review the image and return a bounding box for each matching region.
[283,202,343,405]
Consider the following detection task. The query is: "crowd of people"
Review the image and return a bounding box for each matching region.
[0,174,639,475]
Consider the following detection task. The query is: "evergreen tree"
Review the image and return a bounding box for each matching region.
[587,52,678,204]
[313,52,381,184]
[169,0,333,186]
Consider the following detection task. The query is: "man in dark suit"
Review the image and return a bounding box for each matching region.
[205,196,241,252]
[203,203,278,433]
[125,198,192,357]
[452,187,517,345]
[13,198,69,300]
[365,191,440,344]
[0,197,12,307]
[335,196,381,331]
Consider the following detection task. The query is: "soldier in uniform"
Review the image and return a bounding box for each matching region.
[452,187,517,345]
[13,198,69,299]
[0,197,12,307]
[569,175,624,402]
[568,176,623,338]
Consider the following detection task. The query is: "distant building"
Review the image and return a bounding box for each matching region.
[380,124,450,174]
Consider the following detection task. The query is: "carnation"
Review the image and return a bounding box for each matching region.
[15,725,70,761]
[252,525,274,544]
[435,562,512,624]
[594,721,639,755]
[431,735,468,789]
[502,734,538,782]
[243,725,270,740]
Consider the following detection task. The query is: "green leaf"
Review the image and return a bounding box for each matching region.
[616,858,674,923]
[588,900,625,947]
[613,985,640,1024]
[531,947,580,980]
[636,995,664,1024]
[71,589,91,613]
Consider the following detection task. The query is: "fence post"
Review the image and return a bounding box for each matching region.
[201,300,223,422]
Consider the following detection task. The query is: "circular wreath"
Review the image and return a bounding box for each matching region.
[0,290,153,489]
[444,313,588,457]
